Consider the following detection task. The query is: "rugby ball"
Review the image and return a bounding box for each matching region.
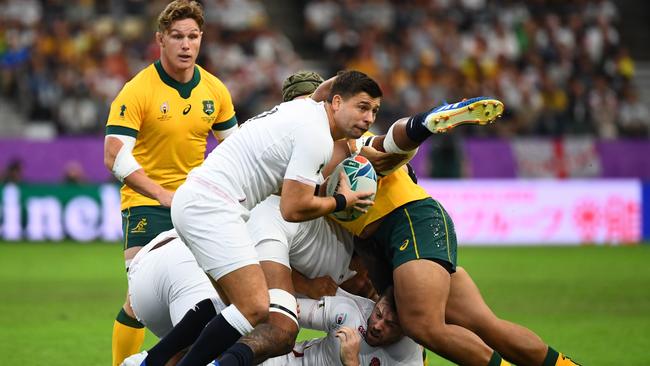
[326,155,378,221]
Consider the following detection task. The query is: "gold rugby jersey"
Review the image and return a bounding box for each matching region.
[333,141,430,236]
[106,60,236,210]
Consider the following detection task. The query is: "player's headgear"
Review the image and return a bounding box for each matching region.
[281,71,324,102]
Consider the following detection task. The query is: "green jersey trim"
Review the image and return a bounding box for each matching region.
[154,59,201,99]
[212,115,238,131]
[106,125,138,137]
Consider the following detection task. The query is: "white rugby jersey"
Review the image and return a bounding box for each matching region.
[248,195,356,284]
[190,98,333,210]
[263,290,422,366]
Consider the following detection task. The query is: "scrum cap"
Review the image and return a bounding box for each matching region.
[281,71,324,102]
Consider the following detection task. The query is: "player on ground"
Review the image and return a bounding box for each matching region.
[121,229,419,366]
[310,73,580,366]
[103,2,238,364]
[135,70,381,366]
[261,287,422,366]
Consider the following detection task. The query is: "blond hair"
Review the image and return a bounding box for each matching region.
[157,0,204,33]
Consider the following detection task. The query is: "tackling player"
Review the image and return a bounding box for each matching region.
[311,75,580,365]
[103,2,237,365]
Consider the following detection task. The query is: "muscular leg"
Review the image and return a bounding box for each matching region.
[393,260,494,366]
[236,260,299,364]
[446,267,548,366]
[175,264,269,366]
[217,261,300,366]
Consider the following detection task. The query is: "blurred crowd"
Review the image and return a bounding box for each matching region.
[304,0,649,138]
[1,0,648,139]
[0,0,301,135]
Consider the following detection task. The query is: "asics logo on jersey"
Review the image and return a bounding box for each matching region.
[399,239,409,251]
[130,218,148,233]
[183,104,192,115]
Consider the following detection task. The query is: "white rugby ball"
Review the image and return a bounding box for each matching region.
[326,155,378,221]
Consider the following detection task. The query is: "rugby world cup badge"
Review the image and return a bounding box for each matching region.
[160,101,169,114]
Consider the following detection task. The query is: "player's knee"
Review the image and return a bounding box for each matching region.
[236,293,270,326]
[403,320,448,351]
[266,288,299,353]
[268,289,298,329]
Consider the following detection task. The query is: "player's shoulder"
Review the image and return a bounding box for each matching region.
[119,63,157,94]
[323,290,372,326]
[196,65,229,90]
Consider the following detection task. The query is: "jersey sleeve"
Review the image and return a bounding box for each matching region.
[284,124,331,186]
[105,81,144,137]
[211,77,237,124]
[210,78,238,140]
[297,296,359,334]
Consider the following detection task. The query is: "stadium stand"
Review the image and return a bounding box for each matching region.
[1,0,649,177]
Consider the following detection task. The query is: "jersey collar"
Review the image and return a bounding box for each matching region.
[154,59,201,99]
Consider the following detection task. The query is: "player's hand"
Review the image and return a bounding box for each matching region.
[336,171,374,214]
[336,326,361,366]
[305,275,338,299]
[156,189,175,207]
[360,146,407,174]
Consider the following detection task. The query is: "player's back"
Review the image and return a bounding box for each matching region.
[190,98,333,210]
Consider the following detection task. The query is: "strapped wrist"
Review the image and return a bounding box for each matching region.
[333,193,347,212]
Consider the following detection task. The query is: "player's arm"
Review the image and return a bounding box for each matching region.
[104,134,173,207]
[280,174,372,222]
[280,131,373,222]
[211,117,238,142]
[292,270,338,299]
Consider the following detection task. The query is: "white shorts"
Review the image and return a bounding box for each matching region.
[171,177,259,281]
[249,196,356,285]
[127,234,225,338]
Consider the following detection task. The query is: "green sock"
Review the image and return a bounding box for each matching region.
[488,351,504,366]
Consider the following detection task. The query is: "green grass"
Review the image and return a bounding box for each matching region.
[1,243,649,365]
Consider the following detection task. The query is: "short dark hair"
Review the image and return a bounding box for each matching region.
[157,0,204,33]
[378,285,397,313]
[327,70,382,102]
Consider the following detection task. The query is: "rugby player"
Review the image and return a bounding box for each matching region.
[134,70,381,366]
[104,1,238,365]
[312,75,580,366]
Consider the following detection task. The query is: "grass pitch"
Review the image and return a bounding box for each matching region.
[1,243,649,365]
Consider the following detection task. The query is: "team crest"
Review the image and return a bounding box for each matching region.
[160,101,169,114]
[202,100,215,115]
[369,357,381,366]
[335,312,347,325]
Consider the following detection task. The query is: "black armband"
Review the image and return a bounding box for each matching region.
[333,193,347,212]
[314,184,321,196]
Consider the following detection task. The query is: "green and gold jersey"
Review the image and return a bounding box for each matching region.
[106,60,237,210]
[333,166,430,236]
